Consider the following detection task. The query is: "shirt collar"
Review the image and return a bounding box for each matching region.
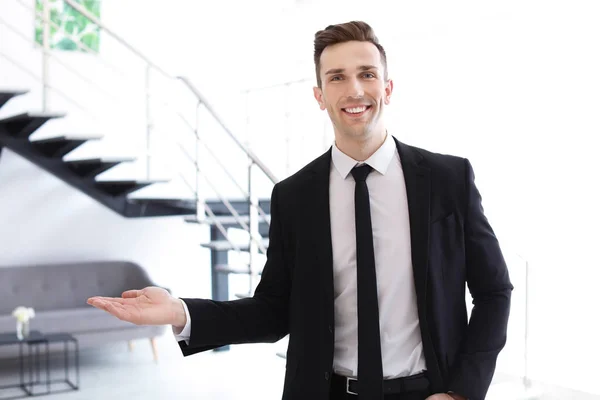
[331,133,397,179]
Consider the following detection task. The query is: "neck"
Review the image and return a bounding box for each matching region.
[334,129,387,162]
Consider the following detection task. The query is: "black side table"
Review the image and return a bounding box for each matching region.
[0,331,79,399]
[0,330,50,399]
[42,333,79,393]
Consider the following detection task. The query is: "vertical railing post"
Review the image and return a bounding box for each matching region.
[210,226,230,352]
[195,100,204,222]
[41,0,50,111]
[244,90,259,294]
[144,63,151,180]
[247,161,259,294]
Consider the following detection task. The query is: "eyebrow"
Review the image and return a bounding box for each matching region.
[324,65,378,75]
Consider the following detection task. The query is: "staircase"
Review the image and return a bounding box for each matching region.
[0,95,197,217]
[0,0,279,322]
[0,90,272,291]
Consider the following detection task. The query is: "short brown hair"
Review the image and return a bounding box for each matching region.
[313,21,388,88]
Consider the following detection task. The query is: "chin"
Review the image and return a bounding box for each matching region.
[340,128,371,141]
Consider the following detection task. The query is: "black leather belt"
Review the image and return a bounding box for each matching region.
[331,372,430,396]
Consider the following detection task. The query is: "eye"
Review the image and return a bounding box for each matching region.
[363,72,376,78]
[331,75,342,81]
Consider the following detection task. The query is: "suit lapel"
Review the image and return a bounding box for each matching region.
[394,139,431,307]
[395,138,444,387]
[308,149,335,320]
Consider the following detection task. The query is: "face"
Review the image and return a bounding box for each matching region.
[313,41,393,143]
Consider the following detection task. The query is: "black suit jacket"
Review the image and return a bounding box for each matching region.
[179,138,513,400]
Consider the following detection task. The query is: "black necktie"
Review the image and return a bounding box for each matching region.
[351,164,384,400]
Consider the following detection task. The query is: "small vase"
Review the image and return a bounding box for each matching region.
[16,320,30,340]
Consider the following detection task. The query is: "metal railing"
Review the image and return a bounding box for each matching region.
[0,0,278,281]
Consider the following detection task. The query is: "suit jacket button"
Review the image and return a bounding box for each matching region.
[325,372,330,380]
[328,325,333,333]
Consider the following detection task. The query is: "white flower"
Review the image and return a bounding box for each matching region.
[12,307,35,323]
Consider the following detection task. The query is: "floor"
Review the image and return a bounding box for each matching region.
[0,333,598,400]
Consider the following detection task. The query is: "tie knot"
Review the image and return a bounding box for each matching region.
[351,164,373,182]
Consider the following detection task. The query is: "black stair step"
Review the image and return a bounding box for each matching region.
[124,198,197,217]
[123,198,197,218]
[200,238,269,252]
[95,179,167,197]
[129,197,197,210]
[185,214,270,236]
[204,199,272,217]
[0,89,28,109]
[0,112,65,139]
[65,157,136,178]
[214,264,262,275]
[31,135,103,158]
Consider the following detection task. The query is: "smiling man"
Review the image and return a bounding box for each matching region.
[306,21,512,400]
[87,21,512,400]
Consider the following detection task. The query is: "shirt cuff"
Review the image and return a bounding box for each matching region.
[172,298,191,345]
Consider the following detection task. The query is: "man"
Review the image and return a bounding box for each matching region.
[88,21,513,400]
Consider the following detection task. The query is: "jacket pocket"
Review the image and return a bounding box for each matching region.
[431,211,455,225]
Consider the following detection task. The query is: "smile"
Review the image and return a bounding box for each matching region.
[341,105,372,117]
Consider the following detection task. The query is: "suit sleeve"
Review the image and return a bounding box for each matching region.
[447,159,514,400]
[177,183,291,356]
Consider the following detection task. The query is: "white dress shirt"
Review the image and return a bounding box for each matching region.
[329,133,426,379]
[174,133,426,379]
[174,298,191,341]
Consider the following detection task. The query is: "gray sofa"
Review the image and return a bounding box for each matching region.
[0,260,168,360]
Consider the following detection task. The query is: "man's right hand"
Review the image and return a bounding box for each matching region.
[87,286,187,329]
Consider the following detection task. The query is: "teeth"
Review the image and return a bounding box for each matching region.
[344,106,367,114]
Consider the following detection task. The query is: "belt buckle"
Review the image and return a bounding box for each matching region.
[346,377,358,396]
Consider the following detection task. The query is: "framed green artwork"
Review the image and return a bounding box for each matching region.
[34,0,101,52]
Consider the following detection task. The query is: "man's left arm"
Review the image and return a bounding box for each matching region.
[447,159,514,400]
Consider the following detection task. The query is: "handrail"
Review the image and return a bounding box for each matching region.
[58,0,278,265]
[64,0,278,186]
[177,76,279,184]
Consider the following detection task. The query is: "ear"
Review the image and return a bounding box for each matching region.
[384,79,394,105]
[313,86,326,110]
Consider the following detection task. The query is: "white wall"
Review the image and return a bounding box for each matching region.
[1,0,599,395]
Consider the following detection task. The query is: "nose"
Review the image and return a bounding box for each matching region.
[347,77,364,98]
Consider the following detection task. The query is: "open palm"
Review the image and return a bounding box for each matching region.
[87,286,176,326]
